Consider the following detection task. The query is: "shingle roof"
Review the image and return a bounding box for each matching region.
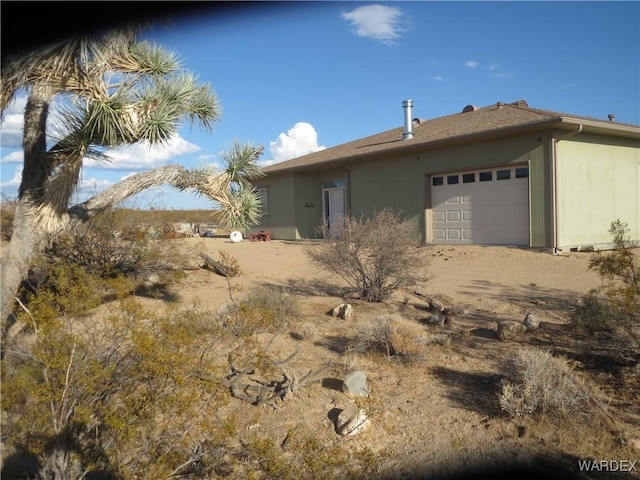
[262,101,640,175]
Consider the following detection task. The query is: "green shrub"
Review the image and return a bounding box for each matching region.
[572,220,639,333]
[1,300,231,479]
[589,220,639,323]
[305,209,428,302]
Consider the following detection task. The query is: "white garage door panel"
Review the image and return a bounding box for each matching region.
[431,168,529,245]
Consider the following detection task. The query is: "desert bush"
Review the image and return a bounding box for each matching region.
[222,286,298,336]
[46,211,186,283]
[1,197,16,241]
[305,209,427,302]
[349,313,430,362]
[1,299,232,479]
[243,431,377,480]
[570,293,617,333]
[499,348,600,420]
[572,220,639,333]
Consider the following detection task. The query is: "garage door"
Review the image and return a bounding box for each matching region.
[431,165,530,245]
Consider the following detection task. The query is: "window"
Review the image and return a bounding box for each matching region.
[479,171,492,182]
[515,167,529,179]
[447,175,459,185]
[497,169,511,180]
[462,173,475,183]
[432,176,444,186]
[256,187,269,216]
[322,179,347,189]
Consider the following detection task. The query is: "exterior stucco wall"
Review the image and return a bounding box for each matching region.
[556,135,640,248]
[347,134,548,244]
[252,174,296,240]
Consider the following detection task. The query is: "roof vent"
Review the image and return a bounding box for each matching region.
[402,100,415,141]
[412,117,422,126]
[497,101,505,109]
[462,104,478,113]
[608,114,616,122]
[510,99,529,107]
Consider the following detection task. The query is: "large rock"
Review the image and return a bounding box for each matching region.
[334,404,370,436]
[331,303,352,319]
[342,370,369,397]
[422,314,445,326]
[523,312,541,331]
[496,320,527,341]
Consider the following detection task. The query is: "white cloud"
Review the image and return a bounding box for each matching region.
[341,4,405,44]
[85,134,201,170]
[1,165,22,188]
[432,75,444,81]
[465,60,479,68]
[0,165,23,199]
[0,96,27,148]
[77,176,112,194]
[1,151,23,164]
[266,122,325,165]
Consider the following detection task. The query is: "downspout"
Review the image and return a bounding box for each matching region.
[551,124,583,254]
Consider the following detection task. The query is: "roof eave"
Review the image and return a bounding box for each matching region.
[260,117,640,177]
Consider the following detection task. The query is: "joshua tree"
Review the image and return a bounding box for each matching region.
[0,26,263,338]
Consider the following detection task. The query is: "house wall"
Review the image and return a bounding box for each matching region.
[347,134,548,244]
[555,135,640,248]
[252,174,296,240]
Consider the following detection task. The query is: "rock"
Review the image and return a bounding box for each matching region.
[429,298,445,313]
[496,320,527,341]
[443,305,467,316]
[523,312,541,331]
[334,404,370,436]
[144,273,161,288]
[331,303,352,319]
[342,370,369,397]
[422,314,445,326]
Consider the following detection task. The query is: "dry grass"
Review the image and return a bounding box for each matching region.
[349,313,449,362]
[499,348,603,420]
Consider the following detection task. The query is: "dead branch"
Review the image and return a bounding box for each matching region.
[199,253,237,277]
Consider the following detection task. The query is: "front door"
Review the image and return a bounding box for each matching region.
[323,187,346,237]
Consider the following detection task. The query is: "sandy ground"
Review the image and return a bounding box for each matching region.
[6,236,638,478]
[173,237,602,316]
[148,237,640,479]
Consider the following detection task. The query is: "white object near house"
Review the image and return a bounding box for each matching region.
[230,231,243,243]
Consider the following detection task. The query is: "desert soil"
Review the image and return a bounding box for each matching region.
[127,236,637,480]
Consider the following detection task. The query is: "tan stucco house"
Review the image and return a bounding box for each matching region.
[251,100,640,252]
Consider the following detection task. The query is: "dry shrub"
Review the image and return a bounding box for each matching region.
[349,313,436,362]
[1,197,16,241]
[305,209,428,302]
[499,348,601,420]
[222,286,298,336]
[46,210,186,284]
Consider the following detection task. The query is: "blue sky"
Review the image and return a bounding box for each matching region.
[1,1,639,210]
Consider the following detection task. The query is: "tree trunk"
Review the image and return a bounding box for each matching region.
[1,202,48,339]
[1,87,52,339]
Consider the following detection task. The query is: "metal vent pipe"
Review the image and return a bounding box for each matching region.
[402,99,414,140]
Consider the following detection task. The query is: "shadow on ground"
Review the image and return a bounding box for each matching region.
[431,366,502,417]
